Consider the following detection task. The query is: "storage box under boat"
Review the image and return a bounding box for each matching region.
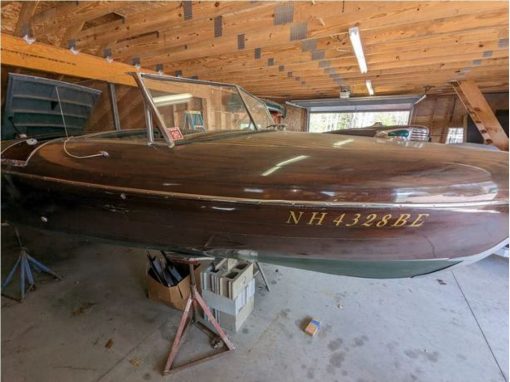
[146,257,200,311]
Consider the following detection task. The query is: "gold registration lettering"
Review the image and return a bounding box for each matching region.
[376,214,392,227]
[409,213,429,227]
[286,210,304,224]
[392,214,411,227]
[362,213,378,227]
[346,213,361,227]
[307,211,328,225]
[333,213,346,226]
[284,210,429,228]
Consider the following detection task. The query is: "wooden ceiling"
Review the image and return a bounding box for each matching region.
[1,1,508,99]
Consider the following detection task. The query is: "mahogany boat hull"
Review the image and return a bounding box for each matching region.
[2,131,508,278]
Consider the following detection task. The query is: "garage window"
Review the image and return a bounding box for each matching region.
[309,110,411,133]
[446,127,464,144]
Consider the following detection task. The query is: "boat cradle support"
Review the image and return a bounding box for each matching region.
[162,254,236,375]
[1,225,61,302]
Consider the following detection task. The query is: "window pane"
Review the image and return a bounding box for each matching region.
[309,111,411,133]
[140,76,257,134]
[239,89,274,129]
[446,127,464,144]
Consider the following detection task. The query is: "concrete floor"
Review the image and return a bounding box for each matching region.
[2,227,508,382]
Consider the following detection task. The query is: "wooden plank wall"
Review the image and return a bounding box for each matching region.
[410,92,508,142]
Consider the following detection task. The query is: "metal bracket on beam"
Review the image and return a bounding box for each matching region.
[183,1,192,20]
[103,48,113,63]
[68,39,79,55]
[132,57,141,70]
[290,23,307,41]
[274,3,294,25]
[214,16,222,38]
[237,34,245,50]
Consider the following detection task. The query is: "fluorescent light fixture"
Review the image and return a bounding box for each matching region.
[348,26,367,74]
[153,93,192,106]
[365,79,374,96]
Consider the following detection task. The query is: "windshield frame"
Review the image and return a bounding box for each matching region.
[132,72,273,148]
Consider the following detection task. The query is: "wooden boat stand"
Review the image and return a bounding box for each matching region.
[1,225,61,302]
[163,254,235,375]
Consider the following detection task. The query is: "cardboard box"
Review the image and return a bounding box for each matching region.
[147,268,190,311]
[147,261,205,311]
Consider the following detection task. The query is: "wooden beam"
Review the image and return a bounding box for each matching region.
[29,2,169,46]
[138,1,507,66]
[2,1,507,99]
[216,58,508,82]
[451,80,509,150]
[14,1,39,36]
[0,33,234,100]
[165,40,506,80]
[0,33,145,87]
[60,21,86,48]
[161,24,507,71]
[76,2,273,52]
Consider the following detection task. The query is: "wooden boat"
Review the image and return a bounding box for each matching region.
[2,73,508,278]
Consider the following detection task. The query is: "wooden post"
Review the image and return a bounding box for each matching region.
[451,80,509,151]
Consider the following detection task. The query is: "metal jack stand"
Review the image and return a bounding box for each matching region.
[255,262,271,292]
[163,255,235,375]
[1,226,61,302]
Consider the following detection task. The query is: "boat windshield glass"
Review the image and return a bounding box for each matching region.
[138,74,273,139]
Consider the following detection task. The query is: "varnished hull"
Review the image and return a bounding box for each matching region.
[2,131,508,278]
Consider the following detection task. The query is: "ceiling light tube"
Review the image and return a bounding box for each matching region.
[153,93,193,106]
[349,26,368,74]
[365,80,374,96]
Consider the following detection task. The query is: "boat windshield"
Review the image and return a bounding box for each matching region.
[136,73,273,144]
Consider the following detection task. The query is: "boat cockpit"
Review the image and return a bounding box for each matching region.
[1,73,278,166]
